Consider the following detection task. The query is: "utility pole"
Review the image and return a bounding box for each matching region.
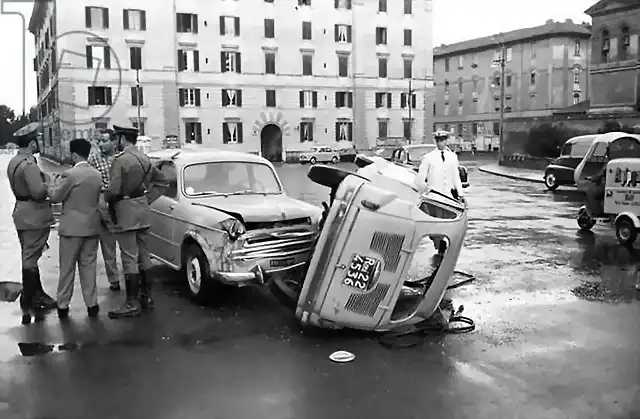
[498,45,506,162]
[407,78,414,144]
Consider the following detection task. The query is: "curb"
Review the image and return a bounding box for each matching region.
[478,166,544,184]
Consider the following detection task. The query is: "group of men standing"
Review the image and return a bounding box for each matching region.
[7,123,167,325]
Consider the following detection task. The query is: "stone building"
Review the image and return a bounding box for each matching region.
[28,0,434,162]
[585,0,640,114]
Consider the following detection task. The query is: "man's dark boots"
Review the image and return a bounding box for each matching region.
[31,268,57,310]
[139,270,153,310]
[108,274,142,319]
[19,270,36,325]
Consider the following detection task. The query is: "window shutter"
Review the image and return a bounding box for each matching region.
[346,0,352,9]
[219,16,225,35]
[104,47,111,69]
[387,92,392,108]
[88,86,95,105]
[334,25,339,42]
[334,0,339,8]
[195,123,202,144]
[106,87,113,105]
[85,7,91,28]
[335,122,340,142]
[193,50,199,72]
[237,90,242,107]
[348,92,353,108]
[192,15,198,33]
[102,8,109,28]
[222,90,228,106]
[312,91,318,107]
[299,91,304,108]
[348,122,353,141]
[179,89,185,107]
[347,26,352,42]
[131,87,136,106]
[86,46,93,68]
[235,52,241,73]
[300,123,304,142]
[139,87,144,106]
[130,47,141,70]
[195,89,201,106]
[401,93,406,108]
[335,93,339,108]
[123,10,129,30]
[140,11,146,30]
[176,14,181,32]
[177,50,184,71]
[220,51,226,72]
[234,17,240,36]
[223,123,229,143]
[237,123,243,143]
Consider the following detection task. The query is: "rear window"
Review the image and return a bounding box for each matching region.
[570,142,591,158]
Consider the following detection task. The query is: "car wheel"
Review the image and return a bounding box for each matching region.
[577,208,596,231]
[616,218,637,246]
[331,156,339,164]
[309,157,317,165]
[267,274,301,310]
[182,244,217,303]
[544,171,559,190]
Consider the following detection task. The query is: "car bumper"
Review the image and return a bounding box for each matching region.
[299,156,311,163]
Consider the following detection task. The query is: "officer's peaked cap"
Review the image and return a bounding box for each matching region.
[12,122,41,146]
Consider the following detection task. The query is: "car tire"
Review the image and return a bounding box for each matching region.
[544,171,559,191]
[616,218,637,246]
[309,157,317,165]
[577,208,596,231]
[331,156,339,164]
[182,244,218,304]
[267,275,299,310]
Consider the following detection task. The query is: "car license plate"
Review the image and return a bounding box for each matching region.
[342,254,381,291]
[270,258,295,268]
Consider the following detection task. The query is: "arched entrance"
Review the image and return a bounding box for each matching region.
[260,124,283,162]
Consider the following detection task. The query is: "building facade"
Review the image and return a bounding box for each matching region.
[432,20,591,150]
[585,0,640,114]
[29,0,434,161]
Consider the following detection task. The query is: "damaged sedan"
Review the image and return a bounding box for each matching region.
[147,149,322,302]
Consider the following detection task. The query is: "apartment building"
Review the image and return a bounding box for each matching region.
[433,20,591,149]
[29,0,434,162]
[585,0,640,113]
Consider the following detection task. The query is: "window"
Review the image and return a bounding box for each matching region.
[379,0,387,12]
[178,49,200,72]
[530,72,536,86]
[338,55,349,77]
[335,0,352,9]
[130,86,143,106]
[88,86,112,106]
[403,59,412,79]
[85,7,108,29]
[471,53,478,67]
[265,52,276,74]
[335,24,352,43]
[506,48,512,62]
[444,81,450,94]
[574,39,581,56]
[457,80,463,93]
[573,92,581,105]
[400,93,416,109]
[404,29,412,46]
[179,88,201,107]
[264,18,275,38]
[573,71,580,84]
[129,46,142,70]
[444,58,449,72]
[378,58,387,78]
[336,121,353,142]
[123,9,146,30]
[299,90,318,108]
[335,91,353,108]
[222,89,242,107]
[266,90,276,107]
[85,45,94,68]
[157,162,177,197]
[302,54,313,76]
[184,122,202,144]
[298,0,311,5]
[457,56,463,69]
[302,22,312,40]
[404,0,412,14]
[220,16,240,36]
[620,26,630,60]
[375,92,392,108]
[177,13,198,33]
[530,42,536,58]
[493,50,501,64]
[472,78,478,92]
[376,27,387,45]
[300,121,314,142]
[378,119,388,139]
[265,0,274,2]
[601,29,610,63]
[506,75,512,87]
[221,51,241,73]
[222,122,243,144]
[185,162,282,196]
[131,120,146,136]
[403,119,412,141]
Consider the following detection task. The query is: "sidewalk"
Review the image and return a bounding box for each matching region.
[478,164,544,184]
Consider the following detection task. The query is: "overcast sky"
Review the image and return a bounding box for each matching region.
[0,0,594,114]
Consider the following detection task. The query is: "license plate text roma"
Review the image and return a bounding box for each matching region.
[342,254,381,291]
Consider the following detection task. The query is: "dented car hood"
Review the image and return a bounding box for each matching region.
[193,194,321,222]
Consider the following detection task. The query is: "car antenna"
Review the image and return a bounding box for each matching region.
[170,151,181,159]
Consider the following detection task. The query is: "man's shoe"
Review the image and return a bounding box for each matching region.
[31,269,57,310]
[57,307,70,320]
[108,274,142,319]
[139,271,153,310]
[87,305,99,318]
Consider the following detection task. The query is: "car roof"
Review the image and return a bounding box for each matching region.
[405,143,436,149]
[147,147,271,165]
[592,132,640,145]
[566,134,599,144]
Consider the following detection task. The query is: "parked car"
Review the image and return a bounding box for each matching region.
[147,148,323,302]
[299,146,340,164]
[543,134,597,190]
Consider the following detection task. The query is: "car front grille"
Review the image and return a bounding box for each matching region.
[230,227,318,262]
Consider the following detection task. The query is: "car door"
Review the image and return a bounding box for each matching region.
[149,161,179,265]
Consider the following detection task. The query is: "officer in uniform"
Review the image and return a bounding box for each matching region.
[7,122,57,325]
[105,126,167,319]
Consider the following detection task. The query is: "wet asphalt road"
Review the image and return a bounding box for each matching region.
[0,154,639,419]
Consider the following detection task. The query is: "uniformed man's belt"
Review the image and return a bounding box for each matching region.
[123,190,146,199]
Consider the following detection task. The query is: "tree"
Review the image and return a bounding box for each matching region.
[0,105,39,147]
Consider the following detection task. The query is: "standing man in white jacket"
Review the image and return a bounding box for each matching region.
[415,133,464,200]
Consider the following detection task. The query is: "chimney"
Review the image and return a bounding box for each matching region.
[565,18,573,23]
[546,19,554,24]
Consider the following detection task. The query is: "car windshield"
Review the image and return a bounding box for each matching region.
[182,161,282,196]
[407,145,436,161]
[570,142,592,157]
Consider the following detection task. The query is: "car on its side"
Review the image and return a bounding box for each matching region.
[543,134,597,190]
[299,146,340,165]
[147,148,323,302]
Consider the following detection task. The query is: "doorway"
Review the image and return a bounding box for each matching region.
[260,124,283,162]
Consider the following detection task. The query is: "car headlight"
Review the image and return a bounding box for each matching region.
[220,218,246,241]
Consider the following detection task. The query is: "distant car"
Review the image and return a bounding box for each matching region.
[147,148,322,303]
[299,146,340,164]
[543,134,597,190]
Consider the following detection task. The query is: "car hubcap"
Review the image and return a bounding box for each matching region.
[619,226,632,240]
[546,174,556,186]
[186,257,202,294]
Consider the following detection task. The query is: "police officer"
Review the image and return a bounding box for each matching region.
[7,122,57,325]
[105,126,167,319]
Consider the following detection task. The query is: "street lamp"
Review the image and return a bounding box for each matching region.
[407,78,415,144]
[491,35,507,162]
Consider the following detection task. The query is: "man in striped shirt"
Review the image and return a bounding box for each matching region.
[88,130,121,291]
